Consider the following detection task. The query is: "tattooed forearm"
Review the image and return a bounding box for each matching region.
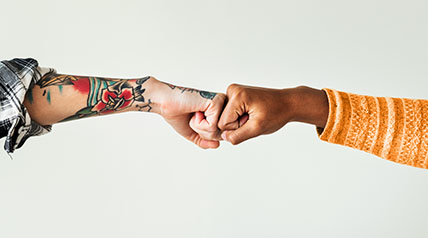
[25,72,220,130]
[33,73,153,122]
[161,82,217,100]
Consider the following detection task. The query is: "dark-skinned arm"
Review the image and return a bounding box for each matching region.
[219,84,428,169]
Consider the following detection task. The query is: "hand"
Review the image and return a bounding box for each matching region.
[218,84,329,145]
[217,84,292,145]
[154,79,226,149]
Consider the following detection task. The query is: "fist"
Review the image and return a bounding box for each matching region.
[218,84,294,145]
[156,79,226,149]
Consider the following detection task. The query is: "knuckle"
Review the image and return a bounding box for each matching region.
[227,83,241,95]
[210,131,220,140]
[227,134,239,145]
[218,121,232,131]
[230,139,240,145]
[227,83,239,90]
[216,93,227,103]
[234,88,249,100]
[206,123,218,132]
[197,129,217,141]
[205,129,219,140]
[218,118,229,131]
[189,122,201,133]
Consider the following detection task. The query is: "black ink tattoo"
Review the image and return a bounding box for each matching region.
[134,76,150,102]
[135,99,152,112]
[37,74,79,88]
[162,82,217,100]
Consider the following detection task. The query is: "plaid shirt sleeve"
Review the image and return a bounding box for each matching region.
[0,58,56,154]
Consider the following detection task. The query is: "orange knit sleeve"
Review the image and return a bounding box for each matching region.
[317,88,428,169]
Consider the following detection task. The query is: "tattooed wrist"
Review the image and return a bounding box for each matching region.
[161,82,217,100]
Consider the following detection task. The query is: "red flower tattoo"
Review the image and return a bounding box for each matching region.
[92,87,135,113]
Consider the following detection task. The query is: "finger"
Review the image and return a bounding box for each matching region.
[189,112,221,141]
[238,113,249,127]
[203,94,225,129]
[192,111,205,125]
[218,97,246,131]
[189,112,208,132]
[219,114,250,131]
[220,118,261,145]
[188,130,220,149]
[199,139,220,149]
[190,94,225,141]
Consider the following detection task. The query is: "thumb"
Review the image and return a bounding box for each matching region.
[221,118,261,145]
[218,97,246,131]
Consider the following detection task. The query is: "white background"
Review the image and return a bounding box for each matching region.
[1,0,428,237]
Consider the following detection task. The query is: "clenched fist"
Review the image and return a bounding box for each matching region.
[218,84,329,145]
[153,81,226,149]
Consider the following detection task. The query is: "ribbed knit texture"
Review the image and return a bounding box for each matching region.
[317,88,428,169]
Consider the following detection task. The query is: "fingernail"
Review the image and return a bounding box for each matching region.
[221,132,227,141]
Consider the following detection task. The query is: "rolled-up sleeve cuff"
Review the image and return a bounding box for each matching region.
[0,58,56,153]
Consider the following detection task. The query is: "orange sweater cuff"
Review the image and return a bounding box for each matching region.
[316,88,428,169]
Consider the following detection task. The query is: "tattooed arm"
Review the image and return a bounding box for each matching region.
[23,73,225,149]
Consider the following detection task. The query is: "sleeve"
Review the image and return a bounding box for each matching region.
[316,88,428,169]
[0,58,56,154]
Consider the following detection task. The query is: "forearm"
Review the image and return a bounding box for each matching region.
[23,73,163,126]
[23,71,224,149]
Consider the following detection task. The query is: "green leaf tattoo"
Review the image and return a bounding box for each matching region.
[199,91,217,100]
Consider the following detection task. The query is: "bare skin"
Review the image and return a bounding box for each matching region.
[23,72,328,148]
[23,73,225,149]
[218,84,329,145]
